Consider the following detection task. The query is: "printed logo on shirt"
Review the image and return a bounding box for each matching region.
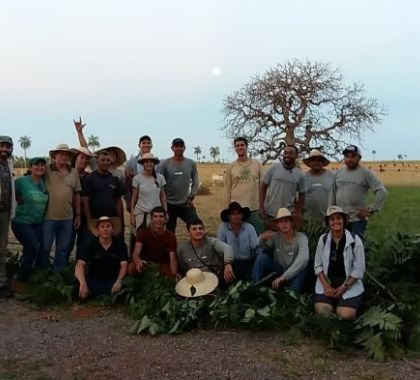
[174,171,184,176]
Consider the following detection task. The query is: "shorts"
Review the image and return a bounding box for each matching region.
[314,292,363,309]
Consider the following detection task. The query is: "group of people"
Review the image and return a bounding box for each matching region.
[0,122,388,319]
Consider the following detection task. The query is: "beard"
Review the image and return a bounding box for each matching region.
[0,151,12,160]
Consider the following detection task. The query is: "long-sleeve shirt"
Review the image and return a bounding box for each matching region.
[329,166,388,222]
[258,232,309,281]
[157,157,199,204]
[217,222,259,261]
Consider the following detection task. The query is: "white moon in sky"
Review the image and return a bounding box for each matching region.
[212,67,221,76]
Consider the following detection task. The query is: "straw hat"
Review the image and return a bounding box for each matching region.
[302,150,330,167]
[324,205,348,226]
[71,146,96,158]
[175,268,219,298]
[49,143,75,158]
[138,152,160,165]
[273,207,303,228]
[87,216,122,237]
[99,146,127,167]
[220,202,251,222]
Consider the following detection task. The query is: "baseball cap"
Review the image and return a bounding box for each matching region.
[0,136,13,145]
[139,135,152,143]
[29,157,47,166]
[342,145,362,157]
[172,138,185,146]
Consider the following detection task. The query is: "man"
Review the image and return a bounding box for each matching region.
[223,137,264,234]
[177,218,235,286]
[158,138,200,232]
[260,145,307,230]
[43,144,82,271]
[82,150,124,229]
[217,202,259,281]
[251,208,309,292]
[0,136,16,298]
[128,206,177,278]
[329,145,387,239]
[303,150,335,221]
[75,216,128,299]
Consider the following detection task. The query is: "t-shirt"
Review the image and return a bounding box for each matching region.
[304,170,335,220]
[157,158,199,204]
[13,176,48,224]
[223,158,262,211]
[132,172,166,213]
[83,170,123,218]
[136,227,177,264]
[78,237,128,279]
[0,161,12,211]
[45,165,82,220]
[262,163,307,217]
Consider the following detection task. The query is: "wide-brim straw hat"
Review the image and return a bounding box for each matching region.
[138,152,160,165]
[87,216,122,237]
[302,150,330,167]
[71,146,96,158]
[324,205,349,226]
[175,268,219,298]
[49,143,76,159]
[220,202,251,222]
[99,146,127,167]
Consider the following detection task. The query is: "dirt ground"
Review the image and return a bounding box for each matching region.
[1,300,419,380]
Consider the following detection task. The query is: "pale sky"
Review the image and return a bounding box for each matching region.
[1,0,419,161]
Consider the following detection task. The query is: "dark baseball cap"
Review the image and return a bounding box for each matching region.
[29,157,47,166]
[139,135,152,143]
[0,136,13,145]
[343,145,362,157]
[172,138,185,146]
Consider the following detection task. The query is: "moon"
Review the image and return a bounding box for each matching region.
[212,67,221,76]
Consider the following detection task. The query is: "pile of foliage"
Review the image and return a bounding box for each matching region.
[19,232,420,361]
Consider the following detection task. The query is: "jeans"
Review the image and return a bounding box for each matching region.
[86,275,117,297]
[0,211,11,286]
[11,221,44,281]
[348,220,367,240]
[167,203,199,232]
[43,219,74,271]
[251,253,306,291]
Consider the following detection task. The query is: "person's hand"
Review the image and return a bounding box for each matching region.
[259,208,266,220]
[73,116,86,132]
[356,208,371,219]
[111,279,122,294]
[130,213,136,227]
[175,273,182,283]
[74,215,81,229]
[323,284,335,298]
[260,230,276,241]
[272,275,286,289]
[79,282,90,299]
[133,257,147,273]
[333,284,347,299]
[224,263,235,284]
[187,199,195,209]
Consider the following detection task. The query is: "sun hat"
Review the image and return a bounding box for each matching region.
[71,146,96,158]
[98,146,126,167]
[0,136,13,145]
[273,207,304,228]
[172,138,185,146]
[302,150,330,167]
[220,202,251,222]
[87,216,122,237]
[29,157,47,166]
[49,143,76,159]
[342,145,362,157]
[324,205,348,226]
[138,152,160,165]
[175,268,219,298]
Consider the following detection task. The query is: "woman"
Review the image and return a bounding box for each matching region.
[314,205,365,319]
[12,157,49,282]
[130,153,167,230]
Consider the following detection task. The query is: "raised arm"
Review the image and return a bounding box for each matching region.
[74,117,88,148]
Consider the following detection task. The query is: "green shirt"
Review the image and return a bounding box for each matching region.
[13,176,48,224]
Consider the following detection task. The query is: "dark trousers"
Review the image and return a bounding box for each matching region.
[167,203,199,232]
[233,259,255,282]
[86,275,117,297]
[348,220,368,240]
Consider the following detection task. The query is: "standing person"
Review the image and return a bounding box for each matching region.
[223,137,264,234]
[158,138,199,233]
[75,216,128,299]
[329,145,388,239]
[314,206,365,320]
[302,150,335,221]
[217,202,259,282]
[128,206,177,278]
[43,144,82,271]
[251,208,309,292]
[130,153,167,230]
[12,158,49,283]
[0,136,16,298]
[260,145,307,230]
[82,150,124,232]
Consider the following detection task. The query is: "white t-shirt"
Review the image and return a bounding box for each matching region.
[132,172,166,213]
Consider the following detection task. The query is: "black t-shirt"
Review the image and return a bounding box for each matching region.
[327,235,347,288]
[83,170,122,218]
[78,237,128,278]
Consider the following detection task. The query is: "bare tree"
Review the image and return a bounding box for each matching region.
[223,60,386,162]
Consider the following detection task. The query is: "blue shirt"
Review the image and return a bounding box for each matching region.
[217,222,259,261]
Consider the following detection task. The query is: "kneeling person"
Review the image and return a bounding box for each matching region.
[75,216,128,299]
[128,206,178,278]
[252,208,309,291]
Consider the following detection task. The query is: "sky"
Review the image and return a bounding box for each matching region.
[1,0,419,162]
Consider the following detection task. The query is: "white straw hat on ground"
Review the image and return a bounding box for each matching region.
[175,268,218,298]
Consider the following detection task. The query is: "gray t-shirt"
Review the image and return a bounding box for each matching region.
[157,157,199,204]
[132,172,166,213]
[0,161,11,211]
[304,170,335,220]
[329,166,387,222]
[262,163,307,217]
[258,231,309,281]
